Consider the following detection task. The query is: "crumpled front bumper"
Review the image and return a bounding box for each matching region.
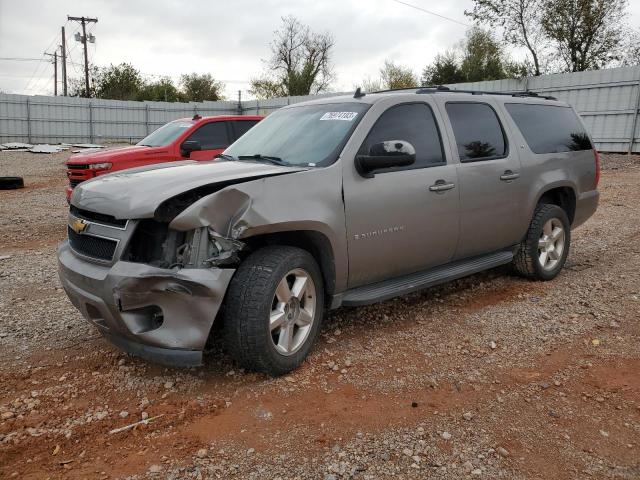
[57,241,235,367]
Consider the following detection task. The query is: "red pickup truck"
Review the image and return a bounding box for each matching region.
[65,114,263,199]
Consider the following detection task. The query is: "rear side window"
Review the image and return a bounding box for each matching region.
[445,102,507,161]
[186,122,229,149]
[505,103,592,153]
[233,120,259,140]
[360,103,445,170]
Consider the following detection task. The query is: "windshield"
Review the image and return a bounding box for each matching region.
[224,102,370,167]
[137,120,192,147]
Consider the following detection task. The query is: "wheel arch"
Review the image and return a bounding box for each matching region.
[242,229,337,300]
[534,184,577,225]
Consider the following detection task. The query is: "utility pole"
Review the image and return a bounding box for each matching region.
[44,51,58,96]
[68,15,98,97]
[61,26,68,96]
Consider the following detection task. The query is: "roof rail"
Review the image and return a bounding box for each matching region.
[417,86,557,101]
[366,85,556,101]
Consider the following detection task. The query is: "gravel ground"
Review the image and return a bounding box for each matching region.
[0,150,639,480]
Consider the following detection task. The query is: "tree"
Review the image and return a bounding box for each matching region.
[180,73,225,102]
[421,51,465,85]
[421,28,527,85]
[542,0,627,71]
[360,60,417,92]
[465,0,546,75]
[620,30,640,67]
[380,60,418,89]
[138,77,180,102]
[94,63,144,100]
[250,16,334,99]
[460,28,514,82]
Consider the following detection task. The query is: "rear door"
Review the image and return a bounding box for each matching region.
[343,100,460,287]
[181,121,231,160]
[436,99,526,259]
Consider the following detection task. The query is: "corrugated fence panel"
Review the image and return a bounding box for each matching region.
[0,69,638,151]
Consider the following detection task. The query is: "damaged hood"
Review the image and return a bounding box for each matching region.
[71,160,307,219]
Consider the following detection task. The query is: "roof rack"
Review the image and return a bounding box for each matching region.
[362,85,556,101]
[417,86,557,100]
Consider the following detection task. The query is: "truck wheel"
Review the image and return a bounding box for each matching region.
[0,176,24,190]
[223,246,324,376]
[513,204,571,281]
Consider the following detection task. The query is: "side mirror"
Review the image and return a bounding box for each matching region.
[181,140,201,157]
[355,140,416,178]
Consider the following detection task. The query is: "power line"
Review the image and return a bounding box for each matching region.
[0,57,46,62]
[390,0,470,27]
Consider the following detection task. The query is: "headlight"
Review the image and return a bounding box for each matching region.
[88,162,112,170]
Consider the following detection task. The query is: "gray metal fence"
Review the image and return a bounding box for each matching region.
[1,66,639,152]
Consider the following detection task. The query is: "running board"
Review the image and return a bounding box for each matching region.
[340,250,514,307]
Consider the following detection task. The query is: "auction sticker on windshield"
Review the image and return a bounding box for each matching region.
[320,112,359,121]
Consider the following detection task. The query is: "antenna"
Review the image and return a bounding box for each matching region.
[353,87,365,99]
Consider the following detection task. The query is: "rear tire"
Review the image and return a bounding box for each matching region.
[223,246,324,376]
[513,204,571,281]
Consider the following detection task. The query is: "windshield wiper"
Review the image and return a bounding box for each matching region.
[237,154,290,166]
[215,153,236,161]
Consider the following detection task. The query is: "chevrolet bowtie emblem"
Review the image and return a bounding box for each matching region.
[71,218,88,234]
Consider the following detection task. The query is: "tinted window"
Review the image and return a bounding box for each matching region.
[360,103,444,171]
[187,122,229,149]
[505,103,591,154]
[233,120,259,140]
[446,103,506,161]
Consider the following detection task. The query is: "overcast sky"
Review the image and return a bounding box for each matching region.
[1,0,639,100]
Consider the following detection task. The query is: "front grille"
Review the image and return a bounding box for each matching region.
[70,206,128,228]
[69,179,83,188]
[67,164,90,170]
[68,226,117,261]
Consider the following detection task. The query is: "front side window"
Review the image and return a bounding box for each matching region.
[446,102,507,161]
[225,102,370,167]
[137,121,192,147]
[504,103,592,154]
[186,122,229,149]
[359,103,445,171]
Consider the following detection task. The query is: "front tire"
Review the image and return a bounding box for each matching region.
[513,204,571,281]
[223,246,324,376]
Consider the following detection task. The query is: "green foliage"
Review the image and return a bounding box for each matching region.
[380,60,418,89]
[465,0,546,75]
[179,73,225,102]
[360,60,417,92]
[421,51,465,86]
[421,28,528,86]
[250,16,334,99]
[467,0,630,73]
[94,63,144,100]
[542,0,627,72]
[138,77,181,102]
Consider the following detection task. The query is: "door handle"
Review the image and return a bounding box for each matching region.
[500,170,520,181]
[429,180,456,192]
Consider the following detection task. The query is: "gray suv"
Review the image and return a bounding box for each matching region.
[58,88,600,375]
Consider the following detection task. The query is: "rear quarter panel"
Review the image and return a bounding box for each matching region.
[495,100,597,238]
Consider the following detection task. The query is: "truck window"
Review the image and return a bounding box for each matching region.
[233,120,259,140]
[187,122,229,149]
[504,103,592,154]
[445,102,507,161]
[359,103,445,171]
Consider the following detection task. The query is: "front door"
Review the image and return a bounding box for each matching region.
[182,121,231,161]
[438,100,526,259]
[343,101,460,288]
